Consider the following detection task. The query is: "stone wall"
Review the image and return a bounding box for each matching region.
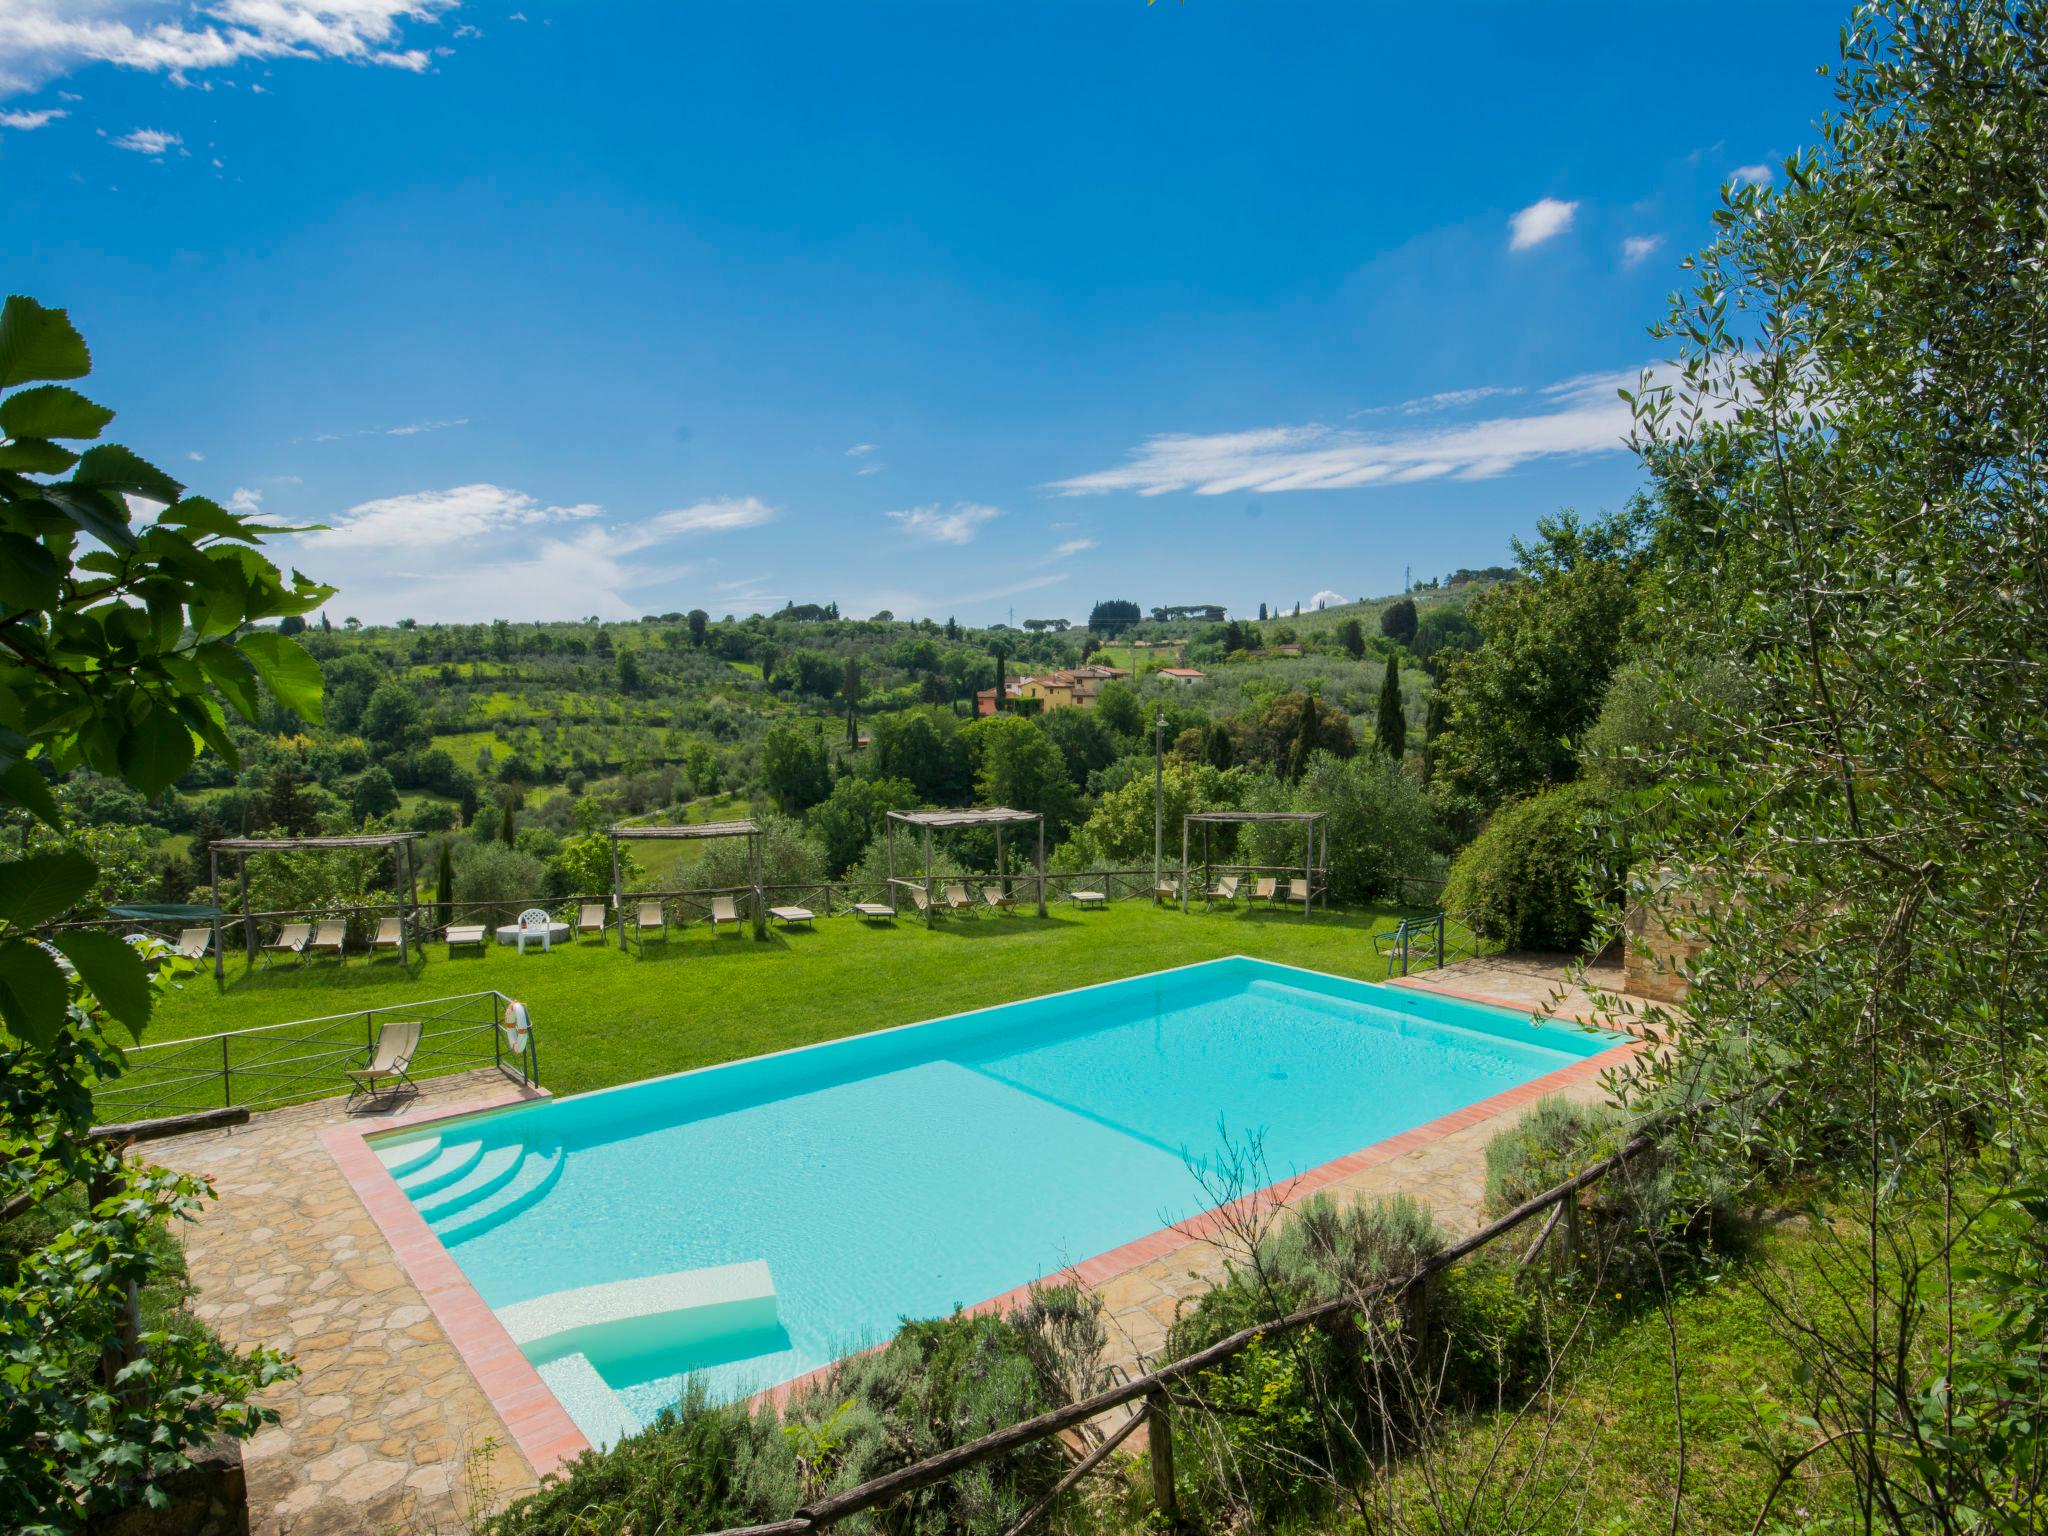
[90,1437,246,1536]
[1623,869,1704,1004]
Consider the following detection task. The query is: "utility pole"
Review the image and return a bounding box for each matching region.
[1153,709,1165,895]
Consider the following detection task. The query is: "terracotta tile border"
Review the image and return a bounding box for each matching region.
[321,1084,597,1479]
[1384,973,1653,1036]
[328,1012,1639,1460]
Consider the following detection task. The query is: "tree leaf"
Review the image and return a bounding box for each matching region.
[195,641,262,722]
[0,759,62,829]
[237,630,326,724]
[0,849,97,928]
[0,295,91,388]
[0,938,70,1047]
[0,530,61,611]
[0,439,79,473]
[39,482,137,550]
[158,496,252,541]
[0,384,114,441]
[52,929,152,1038]
[116,699,197,799]
[72,444,183,506]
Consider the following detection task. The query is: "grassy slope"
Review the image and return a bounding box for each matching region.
[1382,1222,1858,1535]
[145,901,1414,1099]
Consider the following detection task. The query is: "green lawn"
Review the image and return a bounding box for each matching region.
[145,900,1414,1099]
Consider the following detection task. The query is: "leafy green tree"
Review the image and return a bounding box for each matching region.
[686,608,709,647]
[1410,605,1480,665]
[963,715,1074,828]
[809,774,913,877]
[1094,681,1143,739]
[616,648,644,694]
[0,295,319,1520]
[866,709,970,804]
[1038,708,1118,789]
[1427,507,1644,822]
[760,725,832,814]
[1334,617,1366,659]
[1061,758,1243,867]
[1087,599,1141,635]
[359,681,429,759]
[351,763,400,823]
[1375,654,1406,759]
[1441,781,1611,951]
[1257,752,1441,903]
[553,831,637,897]
[1378,597,1417,644]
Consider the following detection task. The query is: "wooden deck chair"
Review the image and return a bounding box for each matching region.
[369,917,404,954]
[345,1019,422,1111]
[1155,879,1179,905]
[576,903,607,940]
[306,920,347,962]
[636,900,667,940]
[1206,874,1240,906]
[943,882,975,913]
[175,927,212,961]
[982,884,1014,911]
[1285,879,1312,904]
[908,886,936,916]
[261,922,310,965]
[709,895,741,931]
[1253,877,1278,902]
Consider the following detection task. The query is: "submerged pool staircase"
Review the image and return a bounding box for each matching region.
[377,1131,566,1243]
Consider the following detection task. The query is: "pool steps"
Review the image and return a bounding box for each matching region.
[414,1144,523,1218]
[534,1352,641,1451]
[497,1259,779,1369]
[374,1134,441,1179]
[395,1138,488,1199]
[434,1149,566,1244]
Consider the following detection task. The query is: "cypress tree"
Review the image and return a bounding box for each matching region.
[1288,694,1320,781]
[1421,690,1447,783]
[436,840,455,926]
[1377,655,1407,759]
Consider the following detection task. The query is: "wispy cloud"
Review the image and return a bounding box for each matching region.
[289,484,779,622]
[1355,384,1525,418]
[306,417,468,442]
[110,126,178,156]
[0,1,456,98]
[1051,538,1096,558]
[0,106,63,129]
[886,502,1001,545]
[855,463,883,476]
[1508,197,1577,251]
[1730,163,1773,188]
[185,449,204,462]
[648,496,777,537]
[1621,234,1664,268]
[845,443,876,457]
[1052,367,1660,497]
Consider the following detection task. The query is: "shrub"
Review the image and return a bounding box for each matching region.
[452,840,549,926]
[1165,1195,1446,1525]
[1442,781,1612,951]
[1483,1095,1625,1217]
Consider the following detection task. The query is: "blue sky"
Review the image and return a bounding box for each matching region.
[3,2,1843,626]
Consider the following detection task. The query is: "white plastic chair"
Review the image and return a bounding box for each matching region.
[516,908,554,955]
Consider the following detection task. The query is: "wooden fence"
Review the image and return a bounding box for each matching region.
[698,1108,1681,1536]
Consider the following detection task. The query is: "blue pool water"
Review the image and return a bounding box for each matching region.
[373,957,1621,1439]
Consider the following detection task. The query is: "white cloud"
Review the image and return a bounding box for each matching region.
[1052,538,1096,558]
[855,462,883,476]
[110,126,177,156]
[307,483,602,550]
[1357,384,1525,418]
[1621,234,1664,268]
[286,484,779,622]
[1051,365,1665,497]
[308,416,467,442]
[1507,197,1577,251]
[647,496,776,537]
[1730,163,1773,188]
[0,106,64,128]
[845,443,876,457]
[226,486,262,513]
[185,449,204,461]
[1310,590,1345,609]
[886,502,1001,545]
[0,1,455,98]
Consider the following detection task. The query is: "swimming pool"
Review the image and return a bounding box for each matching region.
[369,957,1623,1446]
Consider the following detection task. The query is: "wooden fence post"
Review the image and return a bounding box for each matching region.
[1147,1390,1176,1524]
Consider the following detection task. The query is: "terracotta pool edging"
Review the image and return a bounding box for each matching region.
[321,1083,596,1479]
[755,1036,1638,1409]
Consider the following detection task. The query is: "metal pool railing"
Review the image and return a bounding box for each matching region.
[94,990,537,1121]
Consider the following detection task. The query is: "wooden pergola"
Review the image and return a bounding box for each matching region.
[209,833,424,976]
[606,820,766,941]
[885,808,1047,925]
[1180,810,1328,916]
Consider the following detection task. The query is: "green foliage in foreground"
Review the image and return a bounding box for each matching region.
[484,1287,1106,1536]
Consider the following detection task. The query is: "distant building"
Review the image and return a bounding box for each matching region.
[976,664,1130,714]
[1157,667,1208,684]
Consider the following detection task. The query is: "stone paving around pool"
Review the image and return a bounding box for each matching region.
[150,957,1650,1535]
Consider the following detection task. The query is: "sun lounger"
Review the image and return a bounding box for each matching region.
[768,905,815,929]
[908,886,935,915]
[1206,875,1240,905]
[345,1019,422,1111]
[577,903,606,939]
[710,895,741,931]
[943,882,975,913]
[370,917,404,953]
[982,884,1014,911]
[446,924,488,953]
[1070,889,1107,910]
[1155,880,1179,905]
[261,922,310,964]
[1285,879,1312,904]
[306,920,346,962]
[1254,877,1278,902]
[636,901,666,940]
[852,902,896,923]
